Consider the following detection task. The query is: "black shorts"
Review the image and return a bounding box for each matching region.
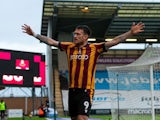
[69,88,94,117]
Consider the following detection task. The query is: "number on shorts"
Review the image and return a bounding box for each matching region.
[84,101,89,113]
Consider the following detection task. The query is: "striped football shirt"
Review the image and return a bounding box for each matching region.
[59,42,106,90]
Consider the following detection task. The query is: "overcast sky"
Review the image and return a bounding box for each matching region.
[0,0,46,54]
[1,0,160,54]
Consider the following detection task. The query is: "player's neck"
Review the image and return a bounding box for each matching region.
[77,41,88,48]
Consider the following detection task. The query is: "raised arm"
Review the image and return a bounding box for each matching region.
[105,22,145,49]
[21,24,59,47]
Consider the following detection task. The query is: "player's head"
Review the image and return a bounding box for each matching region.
[75,25,92,37]
[73,25,92,45]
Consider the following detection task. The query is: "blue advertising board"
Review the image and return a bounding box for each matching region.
[95,70,160,90]
[65,70,160,90]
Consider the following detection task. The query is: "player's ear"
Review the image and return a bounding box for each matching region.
[83,34,89,40]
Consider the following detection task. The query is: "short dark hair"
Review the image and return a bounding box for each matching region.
[75,25,92,37]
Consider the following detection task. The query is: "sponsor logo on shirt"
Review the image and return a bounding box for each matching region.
[70,54,89,60]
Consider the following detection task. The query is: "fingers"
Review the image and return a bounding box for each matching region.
[21,24,34,36]
[131,21,145,35]
[132,22,144,31]
[21,25,27,33]
[138,22,145,28]
[137,22,145,33]
[134,22,145,28]
[22,24,32,32]
[132,22,145,27]
[139,24,145,32]
[22,24,30,30]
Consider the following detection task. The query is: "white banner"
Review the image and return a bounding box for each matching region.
[62,90,160,110]
[8,109,23,118]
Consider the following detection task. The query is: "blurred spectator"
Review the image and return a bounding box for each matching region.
[45,98,49,107]
[38,104,45,117]
[0,100,7,119]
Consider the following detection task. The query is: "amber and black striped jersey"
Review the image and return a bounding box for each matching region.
[59,42,106,90]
